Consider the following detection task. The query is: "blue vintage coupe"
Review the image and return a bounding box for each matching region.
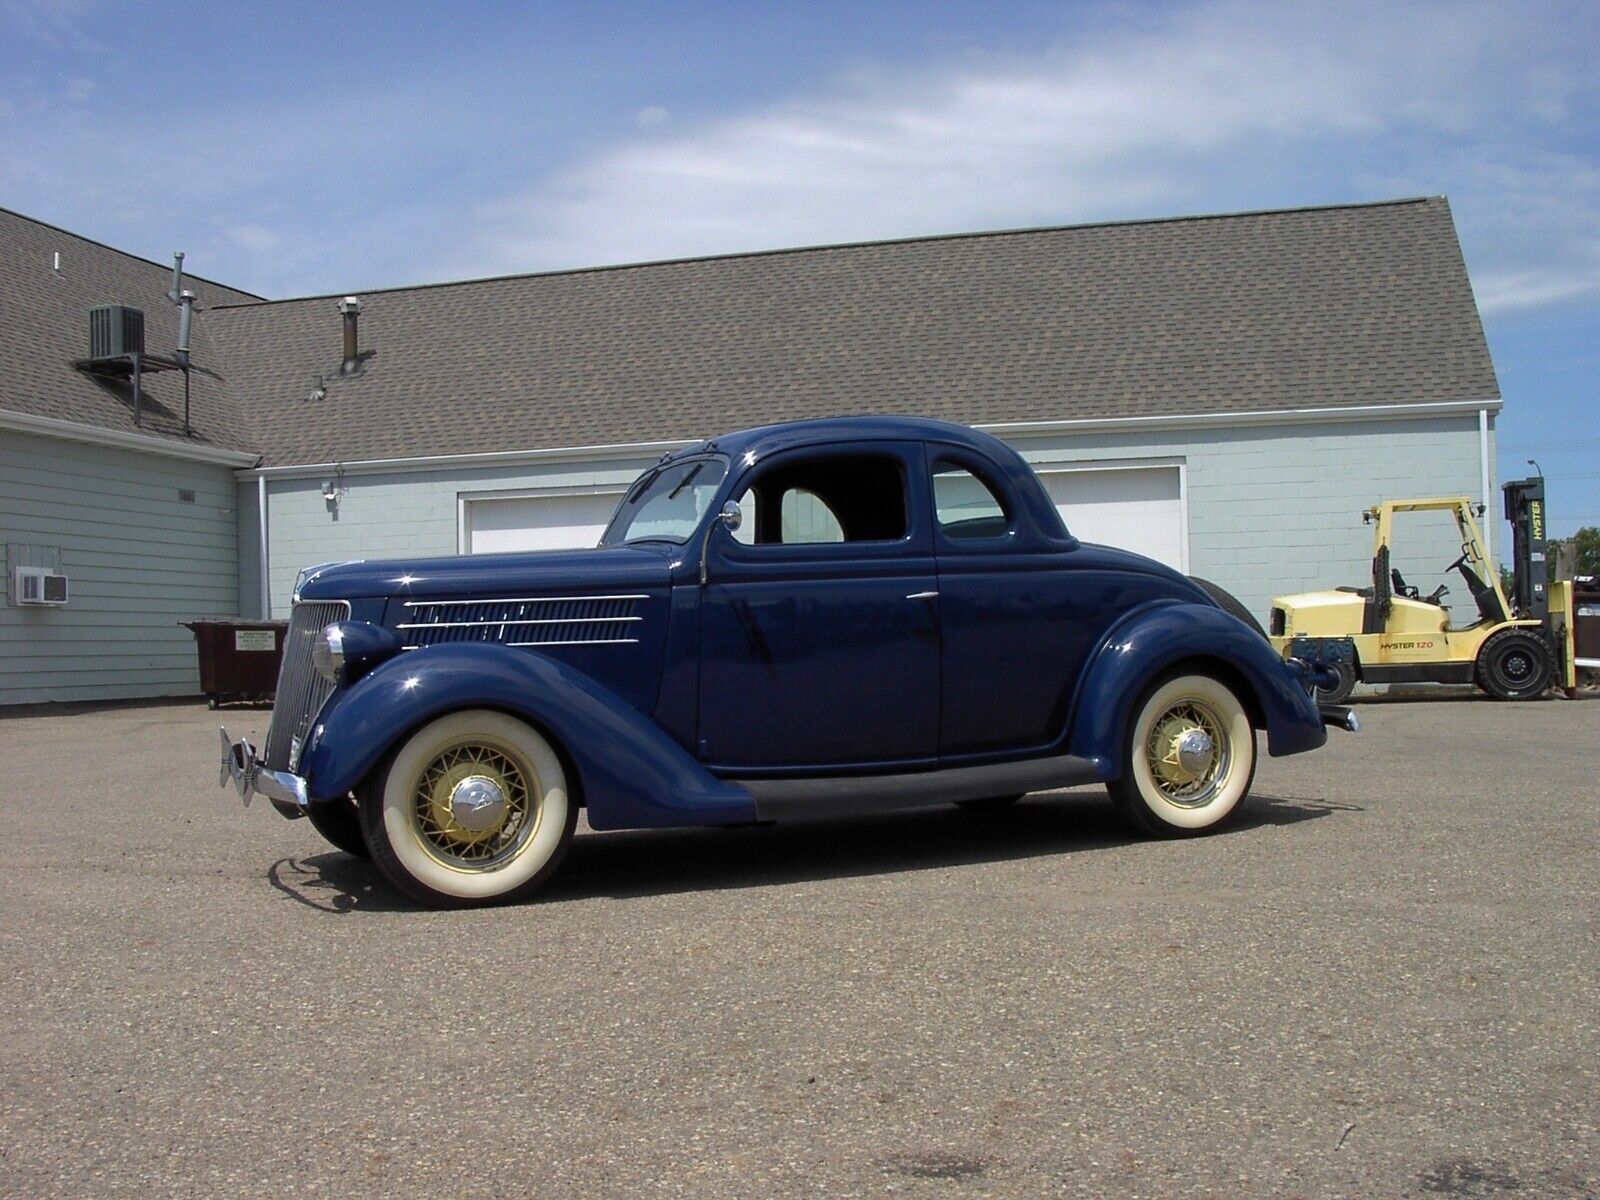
[220,417,1353,907]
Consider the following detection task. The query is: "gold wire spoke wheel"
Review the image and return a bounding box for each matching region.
[1143,698,1230,807]
[360,709,576,907]
[1109,674,1255,837]
[410,742,539,866]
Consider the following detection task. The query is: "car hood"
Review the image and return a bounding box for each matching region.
[295,545,675,602]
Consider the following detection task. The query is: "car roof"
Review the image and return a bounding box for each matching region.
[678,415,1025,465]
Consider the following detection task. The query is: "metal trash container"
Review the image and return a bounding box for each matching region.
[1574,577,1600,670]
[182,618,290,709]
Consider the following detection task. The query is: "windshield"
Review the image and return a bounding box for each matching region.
[601,457,728,545]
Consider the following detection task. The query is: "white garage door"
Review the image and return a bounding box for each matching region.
[1038,466,1185,570]
[463,491,623,554]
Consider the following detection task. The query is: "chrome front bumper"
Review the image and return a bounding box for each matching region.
[219,727,308,819]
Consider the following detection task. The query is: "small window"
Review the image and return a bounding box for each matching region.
[781,488,845,544]
[730,488,758,544]
[933,462,1010,539]
[738,453,907,545]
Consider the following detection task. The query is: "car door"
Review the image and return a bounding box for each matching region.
[929,447,1094,758]
[696,443,940,771]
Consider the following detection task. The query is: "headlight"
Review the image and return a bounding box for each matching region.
[309,620,402,685]
[311,623,346,682]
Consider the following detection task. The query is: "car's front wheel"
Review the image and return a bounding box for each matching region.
[1108,673,1256,837]
[305,795,369,858]
[358,709,577,908]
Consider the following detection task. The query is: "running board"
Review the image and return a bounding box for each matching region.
[732,755,1101,822]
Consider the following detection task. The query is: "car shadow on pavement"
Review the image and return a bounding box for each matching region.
[264,790,1355,913]
[267,854,417,914]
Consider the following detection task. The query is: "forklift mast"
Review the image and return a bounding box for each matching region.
[1502,477,1548,620]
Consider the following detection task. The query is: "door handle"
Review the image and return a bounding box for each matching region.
[905,591,939,601]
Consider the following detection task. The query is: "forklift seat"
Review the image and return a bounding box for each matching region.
[1457,560,1508,624]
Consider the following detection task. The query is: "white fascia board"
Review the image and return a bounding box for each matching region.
[235,398,1502,481]
[978,398,1501,438]
[237,437,700,481]
[0,408,261,467]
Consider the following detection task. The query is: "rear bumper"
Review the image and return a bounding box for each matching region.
[1318,704,1360,733]
[219,727,308,819]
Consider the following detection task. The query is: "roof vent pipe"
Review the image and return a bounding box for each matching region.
[338,296,363,375]
[176,289,196,366]
[168,251,185,302]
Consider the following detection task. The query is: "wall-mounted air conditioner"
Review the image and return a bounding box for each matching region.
[14,567,68,606]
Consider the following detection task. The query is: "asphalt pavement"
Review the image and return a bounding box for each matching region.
[0,694,1595,1198]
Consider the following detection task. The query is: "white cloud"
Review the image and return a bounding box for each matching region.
[1474,270,1598,315]
[223,222,283,254]
[635,105,669,130]
[452,0,1599,319]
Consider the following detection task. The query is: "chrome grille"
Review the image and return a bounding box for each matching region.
[398,594,644,649]
[264,601,348,771]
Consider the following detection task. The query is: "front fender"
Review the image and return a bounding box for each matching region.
[1067,601,1326,777]
[299,643,755,830]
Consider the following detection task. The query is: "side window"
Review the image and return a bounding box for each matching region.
[781,488,845,544]
[737,453,908,545]
[933,461,1010,539]
[731,488,758,544]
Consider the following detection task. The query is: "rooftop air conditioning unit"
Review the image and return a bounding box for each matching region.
[89,305,145,359]
[15,567,69,606]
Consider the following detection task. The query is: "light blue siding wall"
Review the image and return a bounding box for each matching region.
[251,413,1491,627]
[1,431,239,704]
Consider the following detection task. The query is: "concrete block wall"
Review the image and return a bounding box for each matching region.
[1011,413,1491,622]
[242,452,659,618]
[245,412,1492,628]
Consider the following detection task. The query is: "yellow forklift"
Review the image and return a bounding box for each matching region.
[1269,478,1577,703]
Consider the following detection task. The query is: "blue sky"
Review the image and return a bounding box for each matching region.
[3,0,1597,537]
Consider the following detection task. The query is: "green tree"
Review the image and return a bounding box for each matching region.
[1571,527,1600,576]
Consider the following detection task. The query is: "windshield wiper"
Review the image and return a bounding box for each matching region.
[666,462,704,501]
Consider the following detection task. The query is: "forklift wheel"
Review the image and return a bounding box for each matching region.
[1314,661,1357,706]
[1476,629,1555,701]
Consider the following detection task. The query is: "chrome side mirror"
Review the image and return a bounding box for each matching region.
[700,500,744,586]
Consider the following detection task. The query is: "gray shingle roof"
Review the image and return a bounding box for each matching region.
[0,207,261,453]
[6,197,1499,469]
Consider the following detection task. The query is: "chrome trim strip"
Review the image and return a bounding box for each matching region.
[402,594,648,606]
[401,637,641,650]
[507,637,639,647]
[395,616,641,629]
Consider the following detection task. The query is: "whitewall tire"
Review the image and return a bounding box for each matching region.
[358,709,577,908]
[1107,673,1256,837]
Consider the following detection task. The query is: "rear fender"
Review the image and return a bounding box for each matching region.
[1067,601,1326,777]
[299,643,755,829]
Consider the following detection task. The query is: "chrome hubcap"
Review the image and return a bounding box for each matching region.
[412,743,538,866]
[449,775,508,832]
[1175,728,1216,777]
[1146,699,1230,807]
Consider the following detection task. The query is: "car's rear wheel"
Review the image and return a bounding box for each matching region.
[305,795,369,858]
[1108,673,1256,837]
[358,709,577,908]
[1188,577,1268,639]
